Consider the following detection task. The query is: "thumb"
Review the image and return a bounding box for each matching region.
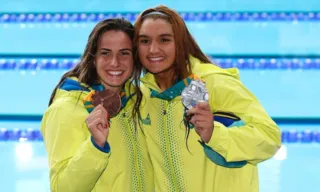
[197,101,210,110]
[105,127,110,139]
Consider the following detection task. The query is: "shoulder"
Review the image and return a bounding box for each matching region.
[196,66,242,90]
[43,89,89,123]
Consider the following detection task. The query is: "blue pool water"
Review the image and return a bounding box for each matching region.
[1,0,320,191]
[1,123,319,192]
[1,0,320,12]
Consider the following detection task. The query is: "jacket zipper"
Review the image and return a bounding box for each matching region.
[163,101,179,191]
[124,111,142,192]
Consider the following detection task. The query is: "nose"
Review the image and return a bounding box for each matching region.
[150,42,160,53]
[109,56,120,67]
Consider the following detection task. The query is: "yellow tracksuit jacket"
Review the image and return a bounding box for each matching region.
[139,56,281,192]
[40,78,154,192]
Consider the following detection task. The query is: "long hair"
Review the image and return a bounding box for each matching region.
[133,5,212,147]
[48,18,142,123]
[134,5,211,80]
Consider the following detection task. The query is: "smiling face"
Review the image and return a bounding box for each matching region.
[137,18,176,75]
[95,30,133,92]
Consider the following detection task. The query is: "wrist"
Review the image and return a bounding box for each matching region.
[201,125,214,143]
[201,135,212,143]
[91,136,110,153]
[93,137,106,148]
[96,140,106,148]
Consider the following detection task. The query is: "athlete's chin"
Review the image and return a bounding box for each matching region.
[145,66,174,75]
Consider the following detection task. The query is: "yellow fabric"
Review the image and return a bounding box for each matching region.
[40,80,154,192]
[140,56,281,192]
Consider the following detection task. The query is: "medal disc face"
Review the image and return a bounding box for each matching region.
[181,80,209,110]
[92,89,122,117]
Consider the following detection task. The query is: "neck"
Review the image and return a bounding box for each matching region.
[154,68,176,91]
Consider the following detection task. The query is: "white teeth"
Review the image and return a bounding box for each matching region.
[107,71,123,76]
[149,57,164,61]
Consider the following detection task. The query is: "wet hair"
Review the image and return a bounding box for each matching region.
[48,18,142,123]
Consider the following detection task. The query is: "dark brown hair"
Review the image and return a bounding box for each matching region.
[48,18,142,121]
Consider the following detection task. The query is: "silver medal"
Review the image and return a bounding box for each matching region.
[181,79,209,109]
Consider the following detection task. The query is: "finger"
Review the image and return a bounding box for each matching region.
[97,104,109,118]
[194,121,207,129]
[192,114,213,122]
[90,105,107,118]
[97,123,104,131]
[186,107,199,116]
[187,105,211,116]
[87,118,100,129]
[86,111,104,125]
[95,115,108,128]
[99,115,109,128]
[189,115,197,125]
[189,114,207,124]
[105,120,110,128]
[89,118,106,130]
[194,126,202,135]
[191,108,212,117]
[196,102,211,111]
[87,108,103,120]
[93,106,107,117]
[86,105,110,126]
[90,105,109,119]
[103,127,110,138]
[95,107,108,122]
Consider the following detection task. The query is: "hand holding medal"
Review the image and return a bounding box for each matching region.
[92,89,122,120]
[85,89,121,147]
[182,80,214,143]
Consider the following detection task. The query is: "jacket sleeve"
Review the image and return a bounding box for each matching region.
[206,73,282,165]
[40,99,110,192]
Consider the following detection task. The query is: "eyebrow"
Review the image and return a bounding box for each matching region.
[100,48,132,52]
[138,33,173,38]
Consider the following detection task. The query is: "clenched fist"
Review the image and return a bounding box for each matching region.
[186,102,214,143]
[85,104,110,148]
